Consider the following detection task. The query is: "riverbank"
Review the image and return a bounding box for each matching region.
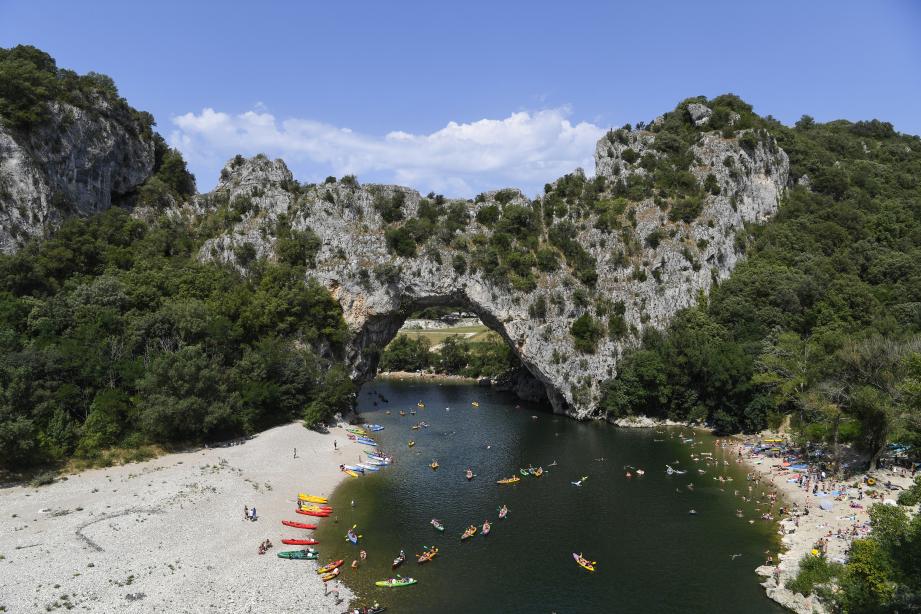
[0,422,356,613]
[376,370,480,383]
[736,436,915,613]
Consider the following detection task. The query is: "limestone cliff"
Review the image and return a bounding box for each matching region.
[0,99,156,252]
[196,102,789,419]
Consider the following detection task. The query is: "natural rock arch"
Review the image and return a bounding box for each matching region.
[197,107,789,419]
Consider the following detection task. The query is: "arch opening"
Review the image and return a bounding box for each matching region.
[346,295,554,411]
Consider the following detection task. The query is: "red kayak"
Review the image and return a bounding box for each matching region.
[282,520,318,530]
[281,538,319,546]
[297,508,331,517]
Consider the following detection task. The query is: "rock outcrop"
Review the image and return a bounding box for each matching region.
[0,100,156,252]
[196,103,789,419]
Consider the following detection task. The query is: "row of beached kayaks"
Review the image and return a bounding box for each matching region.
[280,494,324,561]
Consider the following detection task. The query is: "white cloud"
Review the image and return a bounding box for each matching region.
[169,106,605,197]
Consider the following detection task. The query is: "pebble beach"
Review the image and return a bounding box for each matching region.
[740,439,915,614]
[0,423,357,613]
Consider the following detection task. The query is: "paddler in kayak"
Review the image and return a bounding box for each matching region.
[465,468,474,480]
[482,520,491,535]
[498,504,509,519]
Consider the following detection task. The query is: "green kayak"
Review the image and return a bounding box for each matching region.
[375,577,417,588]
[519,469,529,477]
[277,550,318,560]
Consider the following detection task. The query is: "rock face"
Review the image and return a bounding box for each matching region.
[0,100,156,252]
[197,105,789,419]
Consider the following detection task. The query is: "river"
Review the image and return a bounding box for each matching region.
[314,380,786,613]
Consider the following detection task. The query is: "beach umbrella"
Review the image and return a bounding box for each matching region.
[819,500,834,511]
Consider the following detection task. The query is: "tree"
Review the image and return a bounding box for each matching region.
[752,331,816,426]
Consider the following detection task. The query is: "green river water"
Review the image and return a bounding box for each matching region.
[313,381,786,613]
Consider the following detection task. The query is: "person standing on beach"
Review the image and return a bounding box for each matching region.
[293,448,297,459]
[244,505,248,520]
[334,440,337,451]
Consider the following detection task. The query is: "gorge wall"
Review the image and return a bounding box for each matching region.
[0,100,157,253]
[195,102,789,418]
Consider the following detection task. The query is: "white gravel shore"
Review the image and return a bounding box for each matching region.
[0,422,359,613]
[738,440,915,614]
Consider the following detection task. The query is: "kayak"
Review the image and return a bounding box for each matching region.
[471,401,479,407]
[356,439,379,447]
[282,538,318,546]
[282,520,317,530]
[465,469,474,481]
[297,508,331,517]
[300,504,333,513]
[346,531,359,545]
[481,522,491,536]
[431,519,444,532]
[343,465,366,473]
[430,462,439,470]
[408,441,415,447]
[357,463,380,472]
[417,402,425,408]
[534,467,544,477]
[519,469,530,477]
[461,526,477,540]
[375,577,417,588]
[497,476,520,484]
[298,494,328,504]
[342,469,360,478]
[346,427,368,436]
[321,567,340,582]
[573,552,596,572]
[498,506,508,519]
[316,560,344,574]
[366,424,384,432]
[417,547,438,564]
[392,553,406,569]
[277,549,318,560]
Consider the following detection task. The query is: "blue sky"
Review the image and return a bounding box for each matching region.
[2,1,920,196]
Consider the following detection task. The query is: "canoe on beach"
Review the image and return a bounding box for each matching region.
[281,520,317,530]
[281,538,318,545]
[316,560,344,574]
[277,549,318,560]
[297,508,331,517]
[298,494,328,504]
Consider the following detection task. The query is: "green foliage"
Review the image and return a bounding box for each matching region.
[275,225,322,268]
[377,334,518,380]
[379,335,431,372]
[0,45,153,136]
[571,314,603,353]
[374,190,406,223]
[787,555,842,597]
[0,208,349,470]
[385,226,416,257]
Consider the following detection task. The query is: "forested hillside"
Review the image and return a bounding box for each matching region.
[0,209,352,470]
[601,108,921,467]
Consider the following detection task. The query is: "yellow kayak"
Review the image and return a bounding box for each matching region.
[343,469,359,478]
[408,440,415,448]
[298,494,328,504]
[497,476,520,484]
[573,552,596,572]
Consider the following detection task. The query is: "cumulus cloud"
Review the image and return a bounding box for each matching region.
[169,107,605,197]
